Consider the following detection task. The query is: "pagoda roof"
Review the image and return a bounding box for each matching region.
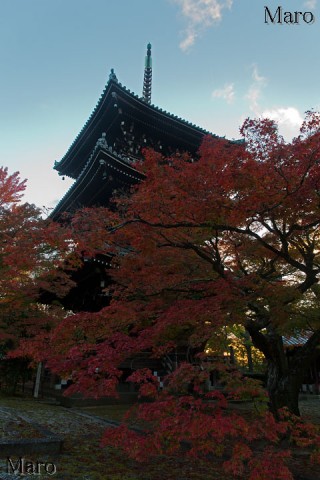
[283,331,313,348]
[52,143,144,219]
[54,73,213,180]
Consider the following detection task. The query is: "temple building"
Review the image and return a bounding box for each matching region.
[44,44,223,399]
[50,44,221,313]
[49,44,220,313]
[52,44,216,220]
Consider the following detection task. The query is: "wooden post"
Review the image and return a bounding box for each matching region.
[34,362,42,398]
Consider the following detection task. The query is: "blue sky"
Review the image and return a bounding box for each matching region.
[0,0,319,209]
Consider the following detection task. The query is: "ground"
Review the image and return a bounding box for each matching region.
[0,394,319,479]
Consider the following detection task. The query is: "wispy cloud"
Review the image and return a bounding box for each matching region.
[172,0,233,51]
[304,0,317,9]
[212,83,235,104]
[245,65,267,113]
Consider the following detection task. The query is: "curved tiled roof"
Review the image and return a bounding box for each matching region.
[54,71,214,179]
[283,331,313,348]
[51,141,144,220]
[114,79,212,135]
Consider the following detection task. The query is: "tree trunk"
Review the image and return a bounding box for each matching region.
[246,325,320,417]
[245,344,254,373]
[266,359,301,417]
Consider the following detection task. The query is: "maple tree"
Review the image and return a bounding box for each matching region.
[0,167,74,388]
[55,112,319,412]
[20,113,320,477]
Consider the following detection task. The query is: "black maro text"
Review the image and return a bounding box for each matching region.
[264,6,315,24]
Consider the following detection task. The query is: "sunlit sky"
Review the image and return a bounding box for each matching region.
[0,0,319,209]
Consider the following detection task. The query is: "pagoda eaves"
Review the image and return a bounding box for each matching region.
[52,139,145,219]
[54,75,213,181]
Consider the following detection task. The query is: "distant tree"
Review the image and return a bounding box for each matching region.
[0,167,73,389]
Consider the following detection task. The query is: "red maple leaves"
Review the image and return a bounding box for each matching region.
[7,112,320,478]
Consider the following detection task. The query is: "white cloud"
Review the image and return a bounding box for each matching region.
[245,65,267,113]
[243,66,303,140]
[212,83,235,104]
[261,107,303,141]
[304,0,317,9]
[172,0,233,51]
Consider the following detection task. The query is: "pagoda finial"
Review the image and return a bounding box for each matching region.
[109,68,118,82]
[142,43,152,104]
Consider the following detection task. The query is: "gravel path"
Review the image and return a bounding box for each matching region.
[299,396,320,424]
[0,395,318,480]
[0,398,109,480]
